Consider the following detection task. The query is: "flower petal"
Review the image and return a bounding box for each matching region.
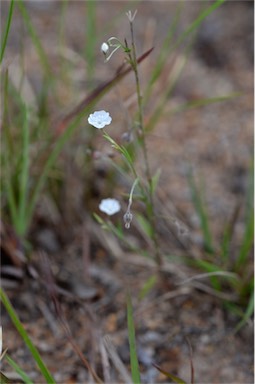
[99,198,121,216]
[88,110,112,129]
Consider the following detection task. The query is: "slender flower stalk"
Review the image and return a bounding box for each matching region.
[126,11,162,266]
[123,177,139,229]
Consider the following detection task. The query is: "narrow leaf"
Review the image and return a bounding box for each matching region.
[0,289,56,384]
[5,354,34,384]
[127,294,141,384]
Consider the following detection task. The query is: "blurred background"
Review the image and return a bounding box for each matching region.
[1,1,253,383]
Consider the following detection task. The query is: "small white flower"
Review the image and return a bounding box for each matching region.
[101,42,109,54]
[88,110,112,129]
[99,198,121,216]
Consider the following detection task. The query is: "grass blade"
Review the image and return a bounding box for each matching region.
[0,0,15,63]
[171,93,242,115]
[220,204,240,263]
[190,259,223,291]
[17,0,51,76]
[126,293,141,384]
[146,35,194,133]
[188,171,214,254]
[171,0,226,52]
[5,354,34,384]
[2,71,18,224]
[234,288,254,333]
[235,164,254,270]
[143,3,183,104]
[0,289,56,384]
[84,0,97,81]
[17,106,30,236]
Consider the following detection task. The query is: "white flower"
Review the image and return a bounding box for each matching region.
[101,42,109,54]
[99,198,121,216]
[88,110,112,129]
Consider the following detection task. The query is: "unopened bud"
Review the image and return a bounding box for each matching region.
[124,210,133,229]
[101,42,109,54]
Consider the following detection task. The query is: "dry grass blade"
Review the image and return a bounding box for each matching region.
[103,335,132,383]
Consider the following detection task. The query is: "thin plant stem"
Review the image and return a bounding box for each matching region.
[127,13,162,266]
[127,177,139,212]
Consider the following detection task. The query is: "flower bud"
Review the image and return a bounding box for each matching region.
[124,210,133,229]
[101,42,109,54]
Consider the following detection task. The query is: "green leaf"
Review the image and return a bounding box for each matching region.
[235,164,254,270]
[5,354,34,384]
[138,275,157,300]
[17,1,52,76]
[150,168,161,195]
[0,0,15,63]
[0,289,55,384]
[93,213,104,225]
[136,213,153,239]
[188,171,214,254]
[234,289,254,333]
[127,294,141,384]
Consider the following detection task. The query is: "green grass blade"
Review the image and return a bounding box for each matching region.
[17,107,30,236]
[188,172,214,254]
[235,164,254,270]
[143,3,183,104]
[17,0,51,76]
[84,0,97,82]
[0,289,56,384]
[171,93,242,114]
[103,132,137,177]
[5,354,34,384]
[234,289,254,333]
[138,275,157,300]
[136,213,153,239]
[0,0,15,63]
[172,0,226,51]
[190,259,223,291]
[146,34,194,133]
[26,105,90,230]
[2,72,18,224]
[235,210,254,270]
[220,204,240,263]
[126,294,141,384]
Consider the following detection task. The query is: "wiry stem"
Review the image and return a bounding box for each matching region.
[127,12,162,267]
